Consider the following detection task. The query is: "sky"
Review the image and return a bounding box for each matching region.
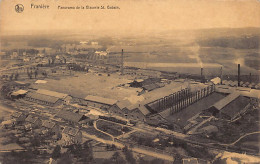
[0,0,260,35]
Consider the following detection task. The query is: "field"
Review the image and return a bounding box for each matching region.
[235,133,260,152]
[96,120,132,137]
[30,72,140,101]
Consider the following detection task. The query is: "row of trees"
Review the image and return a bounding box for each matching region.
[51,141,93,164]
[8,73,19,81]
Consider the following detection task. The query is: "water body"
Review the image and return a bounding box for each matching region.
[125,62,222,75]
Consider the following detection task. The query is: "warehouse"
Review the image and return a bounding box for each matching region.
[206,92,251,121]
[109,100,132,117]
[24,89,72,106]
[84,95,117,109]
[127,104,150,121]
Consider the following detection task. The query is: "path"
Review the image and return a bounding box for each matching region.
[187,116,214,135]
[93,120,115,141]
[218,131,260,146]
[82,132,174,161]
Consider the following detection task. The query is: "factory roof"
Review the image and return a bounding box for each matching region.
[158,108,171,119]
[85,95,117,105]
[127,104,151,115]
[14,81,27,85]
[220,96,250,119]
[11,89,28,96]
[142,85,185,105]
[142,83,160,91]
[56,110,85,123]
[210,77,221,85]
[166,92,226,128]
[35,80,47,84]
[36,89,68,99]
[116,100,132,109]
[26,92,60,104]
[212,92,240,110]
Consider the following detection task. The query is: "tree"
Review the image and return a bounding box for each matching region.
[122,146,136,164]
[51,145,61,160]
[81,142,93,163]
[111,151,120,161]
[57,152,73,164]
[63,57,66,64]
[27,71,32,79]
[9,73,14,81]
[173,153,182,164]
[151,159,164,164]
[34,70,38,78]
[14,73,19,80]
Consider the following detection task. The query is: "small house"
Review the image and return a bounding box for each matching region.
[61,126,82,145]
[42,120,60,135]
[25,115,42,128]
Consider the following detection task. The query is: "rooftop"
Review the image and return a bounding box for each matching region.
[56,110,85,123]
[11,111,23,118]
[166,92,226,128]
[213,92,240,110]
[42,120,56,129]
[26,92,60,104]
[62,126,80,137]
[36,89,68,99]
[116,100,132,109]
[220,96,250,119]
[25,115,40,124]
[85,95,117,106]
[11,89,28,96]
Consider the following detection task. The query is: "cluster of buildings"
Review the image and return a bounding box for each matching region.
[10,77,259,134]
[5,110,85,146]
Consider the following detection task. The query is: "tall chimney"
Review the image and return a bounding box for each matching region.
[249,73,252,84]
[201,67,204,83]
[121,49,124,75]
[238,64,240,87]
[220,67,223,85]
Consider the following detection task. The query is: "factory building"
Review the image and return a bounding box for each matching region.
[109,100,132,117]
[205,92,251,121]
[83,95,117,109]
[24,89,72,106]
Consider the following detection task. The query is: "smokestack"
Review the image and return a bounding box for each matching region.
[249,73,252,84]
[238,64,240,86]
[201,67,204,83]
[220,67,223,85]
[121,49,124,75]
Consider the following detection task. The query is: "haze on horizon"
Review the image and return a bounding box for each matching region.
[0,0,260,36]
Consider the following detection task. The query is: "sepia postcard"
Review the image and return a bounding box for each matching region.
[0,0,259,163]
